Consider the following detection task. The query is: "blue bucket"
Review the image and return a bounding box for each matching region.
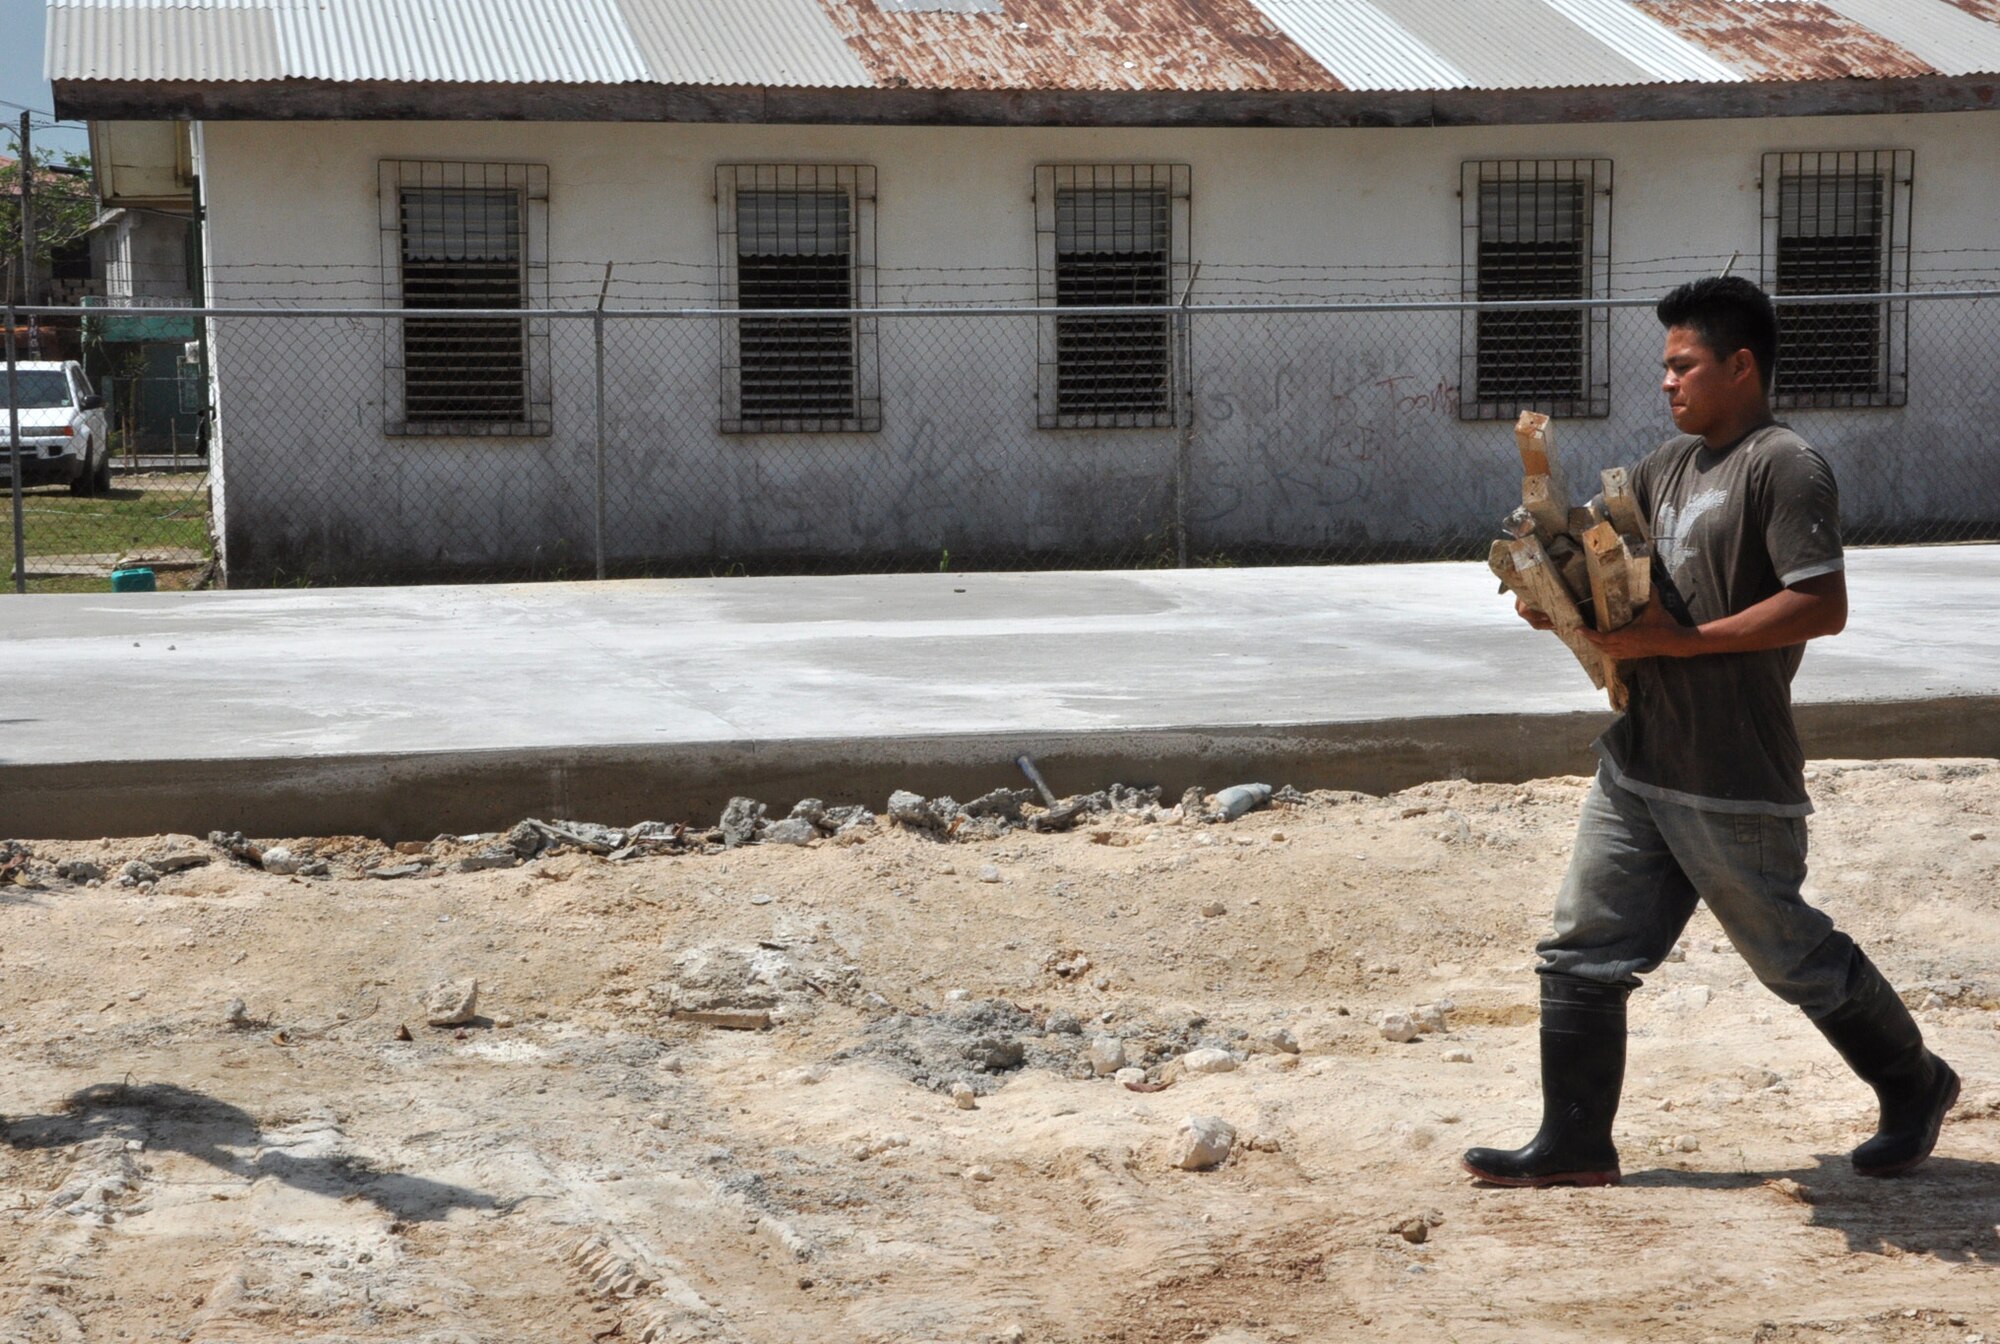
[110,567,157,593]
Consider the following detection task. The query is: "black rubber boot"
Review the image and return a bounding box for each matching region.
[1462,975,1628,1187]
[1812,952,1960,1177]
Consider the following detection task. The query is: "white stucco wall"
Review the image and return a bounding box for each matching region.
[192,112,2000,579]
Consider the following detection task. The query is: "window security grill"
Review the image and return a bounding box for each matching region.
[1035,165,1190,429]
[717,165,879,433]
[379,161,549,435]
[1459,159,1612,420]
[1761,151,1911,408]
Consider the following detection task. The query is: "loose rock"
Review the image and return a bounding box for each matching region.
[1249,1026,1299,1055]
[260,846,303,875]
[424,979,480,1027]
[888,791,958,834]
[1179,1047,1238,1075]
[760,818,818,846]
[1378,1012,1420,1044]
[1087,1036,1127,1076]
[672,1008,774,1031]
[119,860,159,887]
[719,797,768,848]
[456,848,517,873]
[1413,1002,1451,1033]
[368,863,427,880]
[1171,1115,1236,1171]
[950,1083,978,1110]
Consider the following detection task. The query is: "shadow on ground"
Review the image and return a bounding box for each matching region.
[1625,1152,2000,1262]
[6,1081,509,1223]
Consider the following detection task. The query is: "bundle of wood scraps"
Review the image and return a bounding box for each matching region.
[1489,411,1653,710]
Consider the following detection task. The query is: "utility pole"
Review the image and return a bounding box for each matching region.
[17,113,36,356]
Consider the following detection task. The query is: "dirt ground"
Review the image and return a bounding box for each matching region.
[3,760,1998,1344]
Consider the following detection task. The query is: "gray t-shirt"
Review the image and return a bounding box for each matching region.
[1594,423,1844,816]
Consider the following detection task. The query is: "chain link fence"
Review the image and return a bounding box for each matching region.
[7,289,1998,590]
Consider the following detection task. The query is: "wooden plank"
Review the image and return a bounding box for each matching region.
[1522,475,1568,541]
[1582,522,1634,634]
[1600,467,1650,542]
[1507,536,1612,694]
[1514,411,1555,477]
[1625,540,1654,609]
[1546,535,1591,607]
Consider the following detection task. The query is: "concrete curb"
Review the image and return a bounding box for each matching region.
[8,695,1995,841]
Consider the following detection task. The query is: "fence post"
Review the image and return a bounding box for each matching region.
[6,305,23,593]
[593,262,612,582]
[1172,267,1200,569]
[593,311,607,581]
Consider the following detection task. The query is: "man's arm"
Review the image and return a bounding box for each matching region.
[1581,570,1846,660]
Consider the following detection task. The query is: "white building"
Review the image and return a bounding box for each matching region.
[48,0,2000,582]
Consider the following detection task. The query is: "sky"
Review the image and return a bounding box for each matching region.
[1,0,91,158]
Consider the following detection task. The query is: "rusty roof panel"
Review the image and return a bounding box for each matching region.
[1542,0,1745,82]
[817,0,1344,91]
[1633,0,1935,80]
[1941,0,2000,20]
[1824,0,2000,75]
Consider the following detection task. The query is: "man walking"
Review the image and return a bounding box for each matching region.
[1463,276,1959,1187]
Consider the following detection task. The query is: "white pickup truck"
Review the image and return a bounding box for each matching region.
[3,360,111,495]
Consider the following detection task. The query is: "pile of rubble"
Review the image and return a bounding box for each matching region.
[0,777,1307,890]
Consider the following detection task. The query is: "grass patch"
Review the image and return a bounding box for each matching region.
[1,471,212,593]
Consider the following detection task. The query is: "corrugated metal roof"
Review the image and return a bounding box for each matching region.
[1822,0,2000,76]
[1540,0,1745,82]
[1250,0,1469,90]
[49,4,283,82]
[43,0,2000,91]
[278,0,651,83]
[819,0,1340,92]
[1367,0,1655,87]
[1632,0,1935,80]
[617,0,874,87]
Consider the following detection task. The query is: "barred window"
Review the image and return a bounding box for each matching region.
[718,165,879,433]
[378,161,549,436]
[1035,165,1190,429]
[1459,159,1612,420]
[1761,151,1911,408]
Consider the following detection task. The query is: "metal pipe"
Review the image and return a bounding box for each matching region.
[1171,263,1203,568]
[594,260,612,582]
[8,290,1990,323]
[593,310,606,582]
[1015,754,1058,808]
[6,306,24,593]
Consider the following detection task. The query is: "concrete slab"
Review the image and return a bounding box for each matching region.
[3,546,1997,840]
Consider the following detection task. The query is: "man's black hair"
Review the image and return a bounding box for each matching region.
[1656,276,1779,392]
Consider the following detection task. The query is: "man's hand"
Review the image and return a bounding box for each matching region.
[1579,571,1847,661]
[1580,597,1693,659]
[1515,598,1554,632]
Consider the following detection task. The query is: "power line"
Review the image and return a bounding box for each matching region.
[0,97,83,126]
